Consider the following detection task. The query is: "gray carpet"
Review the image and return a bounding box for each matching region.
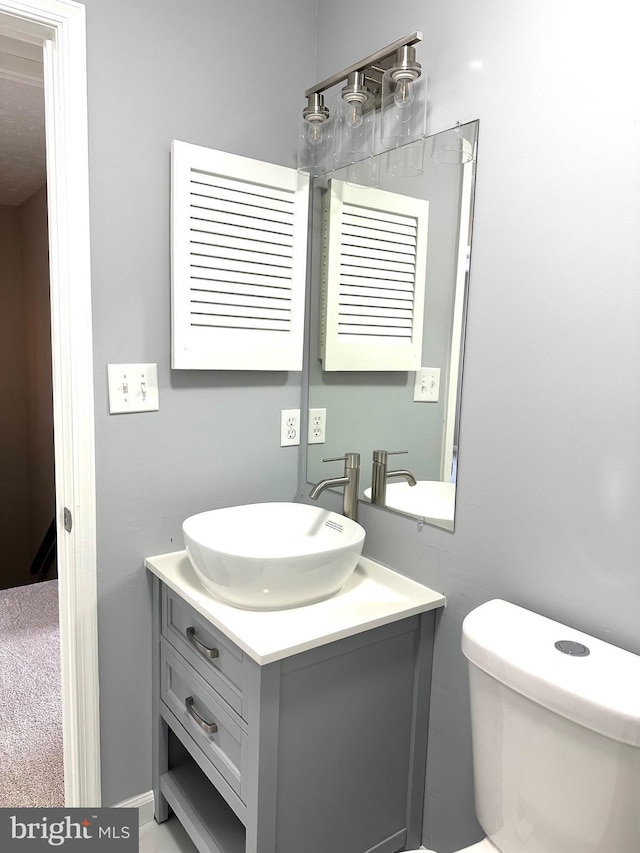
[0,580,64,807]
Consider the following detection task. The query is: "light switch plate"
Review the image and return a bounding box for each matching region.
[413,367,441,402]
[107,363,159,413]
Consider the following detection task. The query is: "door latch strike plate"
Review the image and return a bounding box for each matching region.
[63,507,73,533]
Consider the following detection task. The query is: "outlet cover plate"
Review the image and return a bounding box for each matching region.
[280,408,301,446]
[308,407,326,444]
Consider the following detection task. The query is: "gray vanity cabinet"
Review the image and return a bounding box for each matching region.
[151,576,435,853]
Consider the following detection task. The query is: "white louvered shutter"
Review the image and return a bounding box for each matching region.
[171,141,309,370]
[321,180,428,371]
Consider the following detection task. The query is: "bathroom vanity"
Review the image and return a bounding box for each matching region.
[146,551,445,853]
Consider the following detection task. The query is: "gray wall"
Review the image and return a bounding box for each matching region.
[80,0,317,806]
[315,2,640,851]
[82,1,640,847]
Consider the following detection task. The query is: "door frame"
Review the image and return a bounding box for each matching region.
[0,0,100,806]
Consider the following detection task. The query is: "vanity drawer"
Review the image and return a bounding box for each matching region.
[162,587,245,718]
[161,641,246,798]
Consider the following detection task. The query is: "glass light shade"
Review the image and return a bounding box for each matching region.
[380,69,427,150]
[383,138,425,177]
[297,114,333,176]
[346,155,381,188]
[431,124,475,165]
[333,93,374,168]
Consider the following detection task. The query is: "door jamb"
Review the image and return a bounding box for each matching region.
[0,0,101,807]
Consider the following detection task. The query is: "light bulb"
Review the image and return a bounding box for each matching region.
[346,101,363,129]
[394,78,414,109]
[306,119,323,146]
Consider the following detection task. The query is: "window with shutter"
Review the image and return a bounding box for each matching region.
[321,180,429,371]
[171,141,309,370]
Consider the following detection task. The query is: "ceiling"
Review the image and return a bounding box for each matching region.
[0,35,46,207]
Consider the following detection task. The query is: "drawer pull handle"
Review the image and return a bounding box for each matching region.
[185,696,218,734]
[186,626,219,659]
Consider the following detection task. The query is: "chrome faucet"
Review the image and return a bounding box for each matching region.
[370,450,417,506]
[309,452,361,521]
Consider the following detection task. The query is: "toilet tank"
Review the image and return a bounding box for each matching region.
[461,600,640,853]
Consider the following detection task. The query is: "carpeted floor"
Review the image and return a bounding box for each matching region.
[0,580,64,807]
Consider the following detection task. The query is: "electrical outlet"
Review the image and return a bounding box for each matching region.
[308,408,327,444]
[280,409,301,446]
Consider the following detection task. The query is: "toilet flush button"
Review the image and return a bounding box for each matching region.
[555,640,590,656]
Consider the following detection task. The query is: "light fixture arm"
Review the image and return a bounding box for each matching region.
[304,31,422,99]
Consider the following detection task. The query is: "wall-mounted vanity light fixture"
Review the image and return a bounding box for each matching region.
[298,32,427,176]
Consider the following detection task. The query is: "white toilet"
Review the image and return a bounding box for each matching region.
[453,599,640,853]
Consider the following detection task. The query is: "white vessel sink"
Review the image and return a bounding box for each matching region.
[365,480,455,529]
[183,502,366,610]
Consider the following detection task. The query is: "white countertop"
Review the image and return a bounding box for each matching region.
[145,551,446,665]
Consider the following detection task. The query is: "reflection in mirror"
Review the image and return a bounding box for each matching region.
[305,121,478,531]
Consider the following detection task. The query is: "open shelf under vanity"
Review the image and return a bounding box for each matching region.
[161,734,245,853]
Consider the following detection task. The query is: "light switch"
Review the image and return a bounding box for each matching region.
[107,363,159,413]
[413,367,441,402]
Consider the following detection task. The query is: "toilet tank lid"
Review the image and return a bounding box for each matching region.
[462,599,640,747]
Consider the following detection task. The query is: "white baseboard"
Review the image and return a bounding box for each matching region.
[113,790,155,826]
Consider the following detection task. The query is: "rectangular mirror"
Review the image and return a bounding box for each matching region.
[304,121,478,531]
